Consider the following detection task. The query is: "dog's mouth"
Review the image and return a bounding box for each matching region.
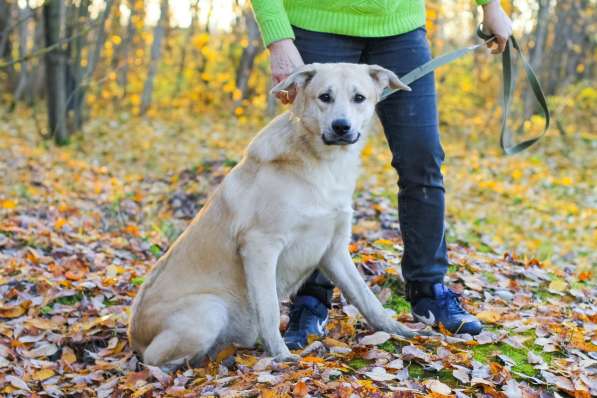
[321,132,361,146]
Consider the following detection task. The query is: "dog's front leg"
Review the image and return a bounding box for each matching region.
[321,249,422,338]
[240,233,298,362]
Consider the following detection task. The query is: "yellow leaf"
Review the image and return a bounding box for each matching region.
[32,368,55,381]
[475,310,501,324]
[61,347,77,365]
[548,279,567,292]
[0,305,26,318]
[54,218,67,230]
[1,199,16,209]
[301,356,324,364]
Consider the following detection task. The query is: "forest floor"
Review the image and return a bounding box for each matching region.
[0,110,595,397]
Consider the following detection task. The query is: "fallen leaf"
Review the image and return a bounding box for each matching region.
[548,279,567,293]
[475,310,502,324]
[360,331,391,346]
[402,345,430,362]
[423,379,452,395]
[32,368,55,381]
[453,366,471,384]
[293,380,309,397]
[0,305,26,319]
[6,375,30,391]
[364,366,396,382]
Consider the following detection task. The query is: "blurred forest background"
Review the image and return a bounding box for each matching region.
[0,1,596,395]
[1,0,594,268]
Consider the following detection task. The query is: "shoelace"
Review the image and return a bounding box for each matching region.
[444,290,468,316]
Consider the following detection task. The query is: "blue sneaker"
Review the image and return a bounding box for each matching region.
[284,296,329,350]
[406,283,483,335]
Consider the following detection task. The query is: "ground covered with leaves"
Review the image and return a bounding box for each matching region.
[0,111,595,397]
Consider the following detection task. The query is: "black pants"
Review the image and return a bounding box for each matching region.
[293,26,449,307]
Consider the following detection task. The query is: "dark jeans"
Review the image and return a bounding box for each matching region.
[293,26,449,307]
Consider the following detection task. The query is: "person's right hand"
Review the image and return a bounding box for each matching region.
[268,39,304,104]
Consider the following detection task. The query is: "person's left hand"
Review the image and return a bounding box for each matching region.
[482,0,513,54]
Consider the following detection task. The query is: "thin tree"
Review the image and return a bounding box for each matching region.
[235,8,262,101]
[12,2,33,107]
[173,0,199,96]
[75,0,114,128]
[140,0,168,114]
[0,0,17,95]
[43,0,68,144]
[118,0,137,97]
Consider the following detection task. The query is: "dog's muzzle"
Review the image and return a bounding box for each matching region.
[322,132,361,145]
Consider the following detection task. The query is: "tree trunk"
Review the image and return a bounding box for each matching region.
[235,9,262,101]
[140,0,168,115]
[69,0,89,128]
[0,0,17,95]
[75,0,113,128]
[173,0,198,96]
[13,3,32,105]
[43,0,68,145]
[29,6,46,103]
[118,0,137,97]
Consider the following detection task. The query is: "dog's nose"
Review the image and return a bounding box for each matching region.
[331,119,351,135]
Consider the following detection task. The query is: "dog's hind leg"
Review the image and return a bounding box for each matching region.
[142,294,228,367]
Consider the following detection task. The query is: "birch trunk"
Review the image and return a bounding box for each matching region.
[140,0,168,114]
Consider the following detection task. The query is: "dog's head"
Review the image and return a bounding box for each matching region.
[271,63,410,146]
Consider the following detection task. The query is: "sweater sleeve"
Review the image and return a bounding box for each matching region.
[250,0,295,47]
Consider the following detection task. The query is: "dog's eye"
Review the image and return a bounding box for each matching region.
[318,93,332,103]
[353,94,366,103]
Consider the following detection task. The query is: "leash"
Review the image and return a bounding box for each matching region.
[381,25,550,155]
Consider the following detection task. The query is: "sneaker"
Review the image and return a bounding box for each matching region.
[406,282,483,335]
[283,295,329,350]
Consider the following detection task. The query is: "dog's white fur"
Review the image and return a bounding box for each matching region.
[128,63,420,367]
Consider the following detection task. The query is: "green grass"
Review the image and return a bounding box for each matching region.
[347,358,371,370]
[378,340,398,353]
[407,364,458,384]
[384,295,411,315]
[471,329,560,377]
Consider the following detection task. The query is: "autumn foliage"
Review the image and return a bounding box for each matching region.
[0,0,596,396]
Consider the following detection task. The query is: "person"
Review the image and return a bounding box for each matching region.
[250,0,512,349]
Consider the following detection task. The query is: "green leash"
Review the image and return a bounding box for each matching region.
[381,25,550,155]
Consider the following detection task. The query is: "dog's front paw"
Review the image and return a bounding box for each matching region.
[386,320,420,338]
[273,352,301,363]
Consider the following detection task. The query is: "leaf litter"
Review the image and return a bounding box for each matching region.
[0,117,596,396]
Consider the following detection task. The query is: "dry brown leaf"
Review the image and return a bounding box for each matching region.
[293,380,309,397]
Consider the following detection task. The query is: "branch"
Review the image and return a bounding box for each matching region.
[0,20,97,70]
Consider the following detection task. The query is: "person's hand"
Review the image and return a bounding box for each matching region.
[482,0,513,54]
[268,39,304,104]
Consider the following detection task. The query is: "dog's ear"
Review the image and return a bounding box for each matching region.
[368,65,411,96]
[270,64,317,102]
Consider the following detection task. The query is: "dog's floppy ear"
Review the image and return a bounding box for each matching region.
[270,64,317,102]
[368,65,411,97]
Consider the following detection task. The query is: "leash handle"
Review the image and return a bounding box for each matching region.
[477,25,550,155]
[381,25,550,155]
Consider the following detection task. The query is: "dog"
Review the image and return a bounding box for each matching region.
[128,63,425,367]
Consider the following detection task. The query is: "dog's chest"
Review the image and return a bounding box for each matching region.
[275,203,350,297]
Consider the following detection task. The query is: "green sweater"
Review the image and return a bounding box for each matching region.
[251,0,493,47]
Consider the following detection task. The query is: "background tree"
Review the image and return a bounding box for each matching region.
[140,0,168,114]
[43,0,68,145]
